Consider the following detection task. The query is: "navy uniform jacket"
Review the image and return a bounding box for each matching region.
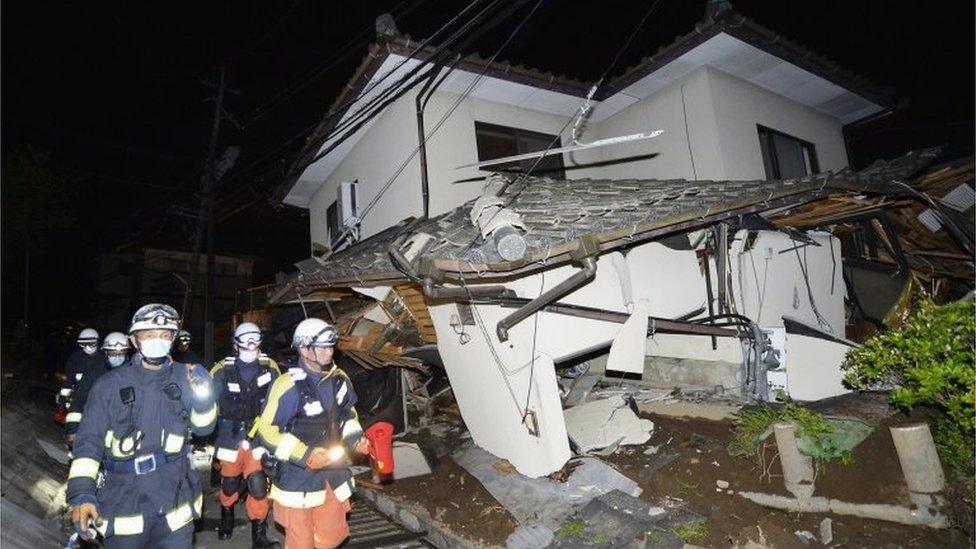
[210,354,279,459]
[63,349,107,431]
[256,360,363,505]
[66,355,217,535]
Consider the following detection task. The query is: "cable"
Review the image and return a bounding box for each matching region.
[523,272,545,416]
[790,237,832,331]
[325,0,547,250]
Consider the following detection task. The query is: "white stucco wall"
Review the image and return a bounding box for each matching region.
[705,66,849,179]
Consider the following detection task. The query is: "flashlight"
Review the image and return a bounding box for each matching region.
[191,383,211,400]
[326,445,346,462]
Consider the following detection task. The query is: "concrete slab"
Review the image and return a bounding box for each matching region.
[392,442,433,480]
[637,400,740,421]
[564,396,654,453]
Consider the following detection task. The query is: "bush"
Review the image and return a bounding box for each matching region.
[843,298,975,472]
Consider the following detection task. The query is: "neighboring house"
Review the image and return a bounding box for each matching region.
[275,4,894,253]
[95,248,254,337]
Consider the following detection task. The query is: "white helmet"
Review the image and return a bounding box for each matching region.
[233,322,262,349]
[78,328,99,345]
[129,303,180,333]
[291,318,338,348]
[102,332,130,351]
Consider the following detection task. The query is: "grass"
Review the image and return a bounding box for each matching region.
[675,478,700,499]
[592,533,610,543]
[673,519,709,543]
[728,403,832,457]
[555,519,586,539]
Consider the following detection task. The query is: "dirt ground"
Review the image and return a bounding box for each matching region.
[367,399,971,548]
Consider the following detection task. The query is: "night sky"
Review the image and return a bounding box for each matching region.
[2,0,973,335]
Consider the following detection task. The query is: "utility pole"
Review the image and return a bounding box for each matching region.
[187,66,226,367]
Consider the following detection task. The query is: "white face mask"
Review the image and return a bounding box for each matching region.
[139,338,172,360]
[238,349,259,363]
[81,344,97,356]
[107,355,126,368]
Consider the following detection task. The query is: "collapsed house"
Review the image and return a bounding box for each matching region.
[263,3,974,477]
[267,149,973,477]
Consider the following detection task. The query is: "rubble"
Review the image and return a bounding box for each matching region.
[563,395,654,454]
[819,517,834,545]
[392,442,433,480]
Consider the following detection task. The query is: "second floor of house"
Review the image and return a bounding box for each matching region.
[276,7,893,253]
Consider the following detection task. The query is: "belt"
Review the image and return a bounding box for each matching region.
[103,452,184,475]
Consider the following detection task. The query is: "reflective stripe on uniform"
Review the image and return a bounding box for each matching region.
[190,404,217,427]
[113,514,144,536]
[69,457,100,479]
[334,479,354,502]
[274,433,300,461]
[163,432,185,453]
[66,412,83,424]
[165,501,193,532]
[341,418,363,440]
[59,388,72,397]
[215,447,238,463]
[104,430,114,448]
[270,479,354,508]
[106,431,142,458]
[270,486,325,508]
[194,493,203,515]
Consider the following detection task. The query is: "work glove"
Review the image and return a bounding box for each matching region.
[70,502,102,540]
[186,369,212,401]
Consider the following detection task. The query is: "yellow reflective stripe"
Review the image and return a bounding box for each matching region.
[215,447,239,463]
[113,514,144,536]
[164,433,185,453]
[274,433,300,461]
[194,493,203,515]
[69,457,100,479]
[190,404,217,427]
[66,412,83,423]
[104,430,114,448]
[270,486,327,508]
[59,388,72,397]
[256,375,297,451]
[165,502,194,532]
[209,359,226,377]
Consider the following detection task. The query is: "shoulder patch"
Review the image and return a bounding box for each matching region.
[287,367,307,381]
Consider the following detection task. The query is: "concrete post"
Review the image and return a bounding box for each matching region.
[773,422,815,499]
[890,423,946,510]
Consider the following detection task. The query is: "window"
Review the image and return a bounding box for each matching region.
[475,122,565,179]
[757,125,819,180]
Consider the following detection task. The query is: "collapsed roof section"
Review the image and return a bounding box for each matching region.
[270,148,965,304]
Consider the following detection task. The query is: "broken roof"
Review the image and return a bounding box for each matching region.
[275,7,896,206]
[270,148,945,304]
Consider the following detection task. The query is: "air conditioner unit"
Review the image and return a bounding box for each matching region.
[338,181,359,228]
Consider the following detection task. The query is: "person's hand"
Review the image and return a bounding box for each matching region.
[354,437,371,456]
[186,368,211,400]
[71,502,102,538]
[305,446,346,469]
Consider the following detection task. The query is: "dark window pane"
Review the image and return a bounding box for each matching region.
[757,125,818,180]
[474,121,565,179]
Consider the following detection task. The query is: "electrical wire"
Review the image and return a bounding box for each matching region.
[523,272,545,417]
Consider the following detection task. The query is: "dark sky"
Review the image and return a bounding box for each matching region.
[2,0,973,331]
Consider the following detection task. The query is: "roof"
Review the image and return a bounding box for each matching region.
[274,8,897,206]
[269,148,943,303]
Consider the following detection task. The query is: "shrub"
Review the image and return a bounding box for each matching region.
[843,298,975,473]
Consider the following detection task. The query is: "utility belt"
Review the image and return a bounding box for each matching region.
[103,451,185,475]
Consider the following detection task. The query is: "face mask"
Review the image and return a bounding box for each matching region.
[139,338,172,360]
[238,349,259,363]
[81,345,97,356]
[107,355,126,368]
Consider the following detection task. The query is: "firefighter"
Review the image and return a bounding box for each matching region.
[65,332,130,444]
[66,303,217,548]
[102,332,132,369]
[256,318,365,549]
[210,321,280,547]
[62,328,106,443]
[172,330,198,364]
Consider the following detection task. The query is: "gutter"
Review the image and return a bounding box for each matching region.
[496,256,597,342]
